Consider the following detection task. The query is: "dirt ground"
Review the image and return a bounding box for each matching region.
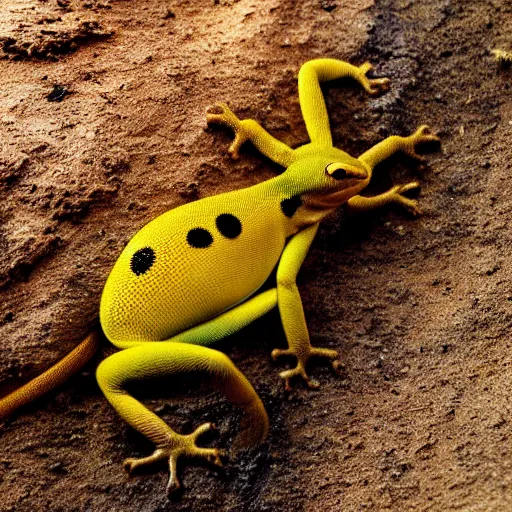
[1,0,512,510]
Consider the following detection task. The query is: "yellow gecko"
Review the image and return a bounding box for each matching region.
[0,59,439,493]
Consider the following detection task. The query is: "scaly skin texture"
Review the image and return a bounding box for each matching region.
[0,58,440,494]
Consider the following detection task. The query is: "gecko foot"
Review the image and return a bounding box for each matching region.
[403,125,440,161]
[389,181,421,215]
[206,103,248,159]
[357,62,391,96]
[271,346,340,391]
[123,422,225,494]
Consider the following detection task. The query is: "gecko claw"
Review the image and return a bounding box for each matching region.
[123,422,224,494]
[389,182,422,215]
[307,378,321,390]
[357,62,390,95]
[272,346,339,390]
[165,445,224,495]
[190,421,216,440]
[280,365,321,391]
[404,125,440,161]
[166,455,181,494]
[206,102,247,159]
[332,359,345,375]
[397,181,420,193]
[367,78,391,95]
[271,348,292,360]
[358,61,373,74]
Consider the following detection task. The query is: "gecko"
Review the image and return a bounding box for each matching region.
[0,59,439,493]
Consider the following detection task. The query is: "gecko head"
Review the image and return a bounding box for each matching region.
[283,150,370,205]
[317,158,370,206]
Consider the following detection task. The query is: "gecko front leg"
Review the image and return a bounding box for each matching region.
[272,223,342,391]
[298,59,390,147]
[347,126,440,215]
[358,125,440,171]
[346,182,422,215]
[206,103,295,167]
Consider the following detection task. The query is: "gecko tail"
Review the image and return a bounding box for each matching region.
[0,330,100,420]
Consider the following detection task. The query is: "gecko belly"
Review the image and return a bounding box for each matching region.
[100,193,286,345]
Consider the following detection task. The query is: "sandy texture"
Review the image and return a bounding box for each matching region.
[1,0,512,510]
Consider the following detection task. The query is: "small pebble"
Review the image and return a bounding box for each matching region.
[47,85,69,102]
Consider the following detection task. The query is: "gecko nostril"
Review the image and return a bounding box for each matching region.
[130,247,156,276]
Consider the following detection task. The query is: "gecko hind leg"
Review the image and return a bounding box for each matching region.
[97,343,268,494]
[97,289,278,493]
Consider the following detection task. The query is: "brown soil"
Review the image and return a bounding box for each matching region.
[1,0,512,510]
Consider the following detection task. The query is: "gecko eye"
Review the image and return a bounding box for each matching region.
[325,163,347,180]
[325,162,368,181]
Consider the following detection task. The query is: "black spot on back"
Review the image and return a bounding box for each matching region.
[280,195,303,218]
[216,213,242,239]
[187,228,213,248]
[131,247,155,276]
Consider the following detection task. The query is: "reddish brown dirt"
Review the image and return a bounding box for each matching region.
[1,0,512,510]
